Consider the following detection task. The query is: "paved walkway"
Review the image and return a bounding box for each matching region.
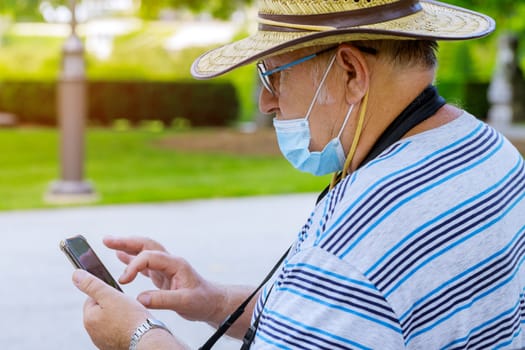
[0,194,318,350]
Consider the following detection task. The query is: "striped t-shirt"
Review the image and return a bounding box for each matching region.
[251,113,525,349]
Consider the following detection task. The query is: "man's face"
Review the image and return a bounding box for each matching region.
[258,48,350,152]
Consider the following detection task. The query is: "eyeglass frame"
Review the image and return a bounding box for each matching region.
[256,45,378,96]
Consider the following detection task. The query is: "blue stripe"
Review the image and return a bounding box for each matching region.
[259,314,357,350]
[337,168,359,203]
[318,191,331,236]
[405,253,525,344]
[379,164,525,293]
[440,299,522,349]
[276,287,402,333]
[281,279,397,323]
[340,132,504,259]
[466,312,521,350]
[262,309,374,349]
[400,225,525,322]
[479,310,523,350]
[327,123,490,254]
[403,234,525,339]
[364,142,411,168]
[332,126,496,256]
[258,323,328,350]
[385,185,525,298]
[284,269,385,304]
[405,229,525,338]
[493,327,522,350]
[256,333,294,349]
[377,158,524,292]
[254,284,272,317]
[318,123,485,247]
[366,156,523,278]
[285,262,376,289]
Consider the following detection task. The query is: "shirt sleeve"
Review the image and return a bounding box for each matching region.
[251,247,406,350]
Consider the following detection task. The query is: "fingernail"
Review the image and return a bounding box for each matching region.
[73,269,88,285]
[138,294,151,306]
[119,269,128,283]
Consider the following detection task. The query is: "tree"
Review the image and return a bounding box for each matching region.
[0,0,42,20]
[139,0,254,20]
[1,0,255,21]
[453,0,525,36]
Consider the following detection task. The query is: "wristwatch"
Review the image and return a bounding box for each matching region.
[129,318,172,350]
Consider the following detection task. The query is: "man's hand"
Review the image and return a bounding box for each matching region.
[103,236,228,324]
[103,236,257,339]
[73,269,152,350]
[104,236,169,289]
[73,269,189,350]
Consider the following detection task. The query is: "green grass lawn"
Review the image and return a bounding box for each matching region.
[0,127,330,211]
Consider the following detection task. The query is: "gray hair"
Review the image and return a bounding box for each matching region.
[353,39,439,69]
[299,40,438,105]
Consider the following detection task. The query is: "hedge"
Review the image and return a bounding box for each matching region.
[0,80,240,127]
[0,80,501,126]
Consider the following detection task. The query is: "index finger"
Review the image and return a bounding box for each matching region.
[103,236,166,256]
[119,250,185,284]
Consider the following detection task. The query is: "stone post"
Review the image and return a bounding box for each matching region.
[46,0,97,204]
[487,33,525,129]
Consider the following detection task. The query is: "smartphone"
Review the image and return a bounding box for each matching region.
[60,234,123,292]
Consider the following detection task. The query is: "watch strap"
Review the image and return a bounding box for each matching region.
[129,318,172,350]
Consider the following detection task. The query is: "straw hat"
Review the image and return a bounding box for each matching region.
[191,0,495,79]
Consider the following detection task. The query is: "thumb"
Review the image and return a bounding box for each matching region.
[137,290,181,310]
[73,269,116,302]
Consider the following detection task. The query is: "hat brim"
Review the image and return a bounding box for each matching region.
[191,1,495,79]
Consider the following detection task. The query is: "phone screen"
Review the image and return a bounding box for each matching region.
[61,235,123,292]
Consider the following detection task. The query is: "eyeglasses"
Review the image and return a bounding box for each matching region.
[256,46,337,96]
[256,45,378,96]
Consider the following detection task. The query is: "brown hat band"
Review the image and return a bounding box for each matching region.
[259,0,422,32]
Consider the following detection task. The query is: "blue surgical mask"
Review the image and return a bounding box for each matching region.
[273,54,354,176]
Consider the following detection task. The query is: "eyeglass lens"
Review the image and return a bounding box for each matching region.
[257,62,275,95]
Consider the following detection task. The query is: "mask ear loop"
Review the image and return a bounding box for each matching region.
[336,103,354,140]
[304,53,337,121]
[330,90,369,189]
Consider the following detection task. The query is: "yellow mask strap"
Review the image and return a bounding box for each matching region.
[330,90,369,189]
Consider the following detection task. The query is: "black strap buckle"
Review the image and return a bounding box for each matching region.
[240,325,257,350]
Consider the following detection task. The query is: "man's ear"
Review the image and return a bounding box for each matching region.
[335,44,371,105]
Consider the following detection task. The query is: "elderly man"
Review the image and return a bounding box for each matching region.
[72,0,525,349]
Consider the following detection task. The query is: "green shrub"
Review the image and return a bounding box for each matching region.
[0,81,56,124]
[0,80,240,126]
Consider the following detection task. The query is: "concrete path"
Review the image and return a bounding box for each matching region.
[0,193,318,350]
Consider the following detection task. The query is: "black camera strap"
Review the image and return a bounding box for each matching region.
[198,247,290,350]
[361,85,446,165]
[200,85,445,349]
[239,282,275,350]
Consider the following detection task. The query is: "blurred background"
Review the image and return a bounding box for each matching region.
[0,0,524,210]
[0,1,524,349]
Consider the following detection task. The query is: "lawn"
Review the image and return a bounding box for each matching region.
[2,125,523,212]
[0,127,331,211]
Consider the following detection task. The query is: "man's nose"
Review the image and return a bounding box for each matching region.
[258,87,278,115]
